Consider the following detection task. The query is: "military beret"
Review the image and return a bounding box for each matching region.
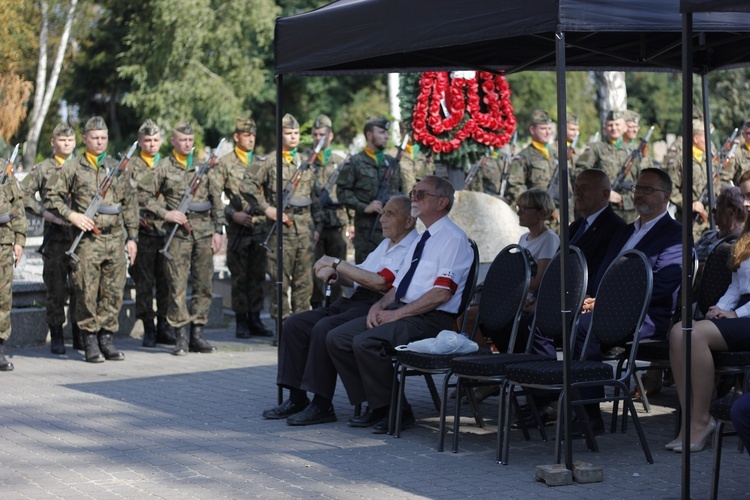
[313,114,332,130]
[173,119,194,135]
[282,113,299,129]
[605,110,627,122]
[84,116,108,132]
[566,114,579,125]
[138,119,161,137]
[529,110,552,126]
[365,115,390,131]
[693,119,706,132]
[234,117,257,134]
[52,123,75,137]
[624,110,641,124]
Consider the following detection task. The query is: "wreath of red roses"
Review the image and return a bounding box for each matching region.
[411,71,516,155]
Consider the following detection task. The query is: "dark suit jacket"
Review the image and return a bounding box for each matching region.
[592,212,684,340]
[569,205,627,296]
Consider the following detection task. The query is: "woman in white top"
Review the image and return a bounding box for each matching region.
[668,216,750,453]
[516,188,560,297]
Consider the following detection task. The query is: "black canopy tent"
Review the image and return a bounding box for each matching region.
[273,0,750,483]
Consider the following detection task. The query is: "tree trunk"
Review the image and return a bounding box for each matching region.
[24,0,78,168]
[595,71,627,125]
[388,73,401,143]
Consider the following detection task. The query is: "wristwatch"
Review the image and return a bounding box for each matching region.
[332,258,341,270]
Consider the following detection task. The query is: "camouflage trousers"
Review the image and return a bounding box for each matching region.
[226,232,267,315]
[266,230,313,320]
[164,234,214,328]
[311,226,347,307]
[0,244,13,340]
[352,218,383,265]
[129,233,169,321]
[42,238,76,326]
[69,232,127,334]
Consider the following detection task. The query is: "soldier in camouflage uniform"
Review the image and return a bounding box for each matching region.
[726,120,750,186]
[336,116,403,264]
[129,119,175,348]
[21,123,80,355]
[241,113,319,323]
[566,114,582,166]
[140,120,225,356]
[214,117,272,339]
[46,116,138,363]
[0,150,27,371]
[465,148,502,195]
[575,110,640,223]
[309,114,348,309]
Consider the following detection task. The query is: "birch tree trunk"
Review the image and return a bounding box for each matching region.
[388,73,401,143]
[24,0,78,168]
[595,71,627,125]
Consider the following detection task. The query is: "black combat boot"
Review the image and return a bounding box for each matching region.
[156,316,176,345]
[189,323,216,353]
[248,312,273,337]
[72,323,85,351]
[173,325,188,356]
[98,330,125,361]
[0,339,14,371]
[235,312,252,339]
[49,325,66,355]
[142,318,157,347]
[83,332,105,363]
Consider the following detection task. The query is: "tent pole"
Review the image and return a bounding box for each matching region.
[555,30,573,471]
[276,74,284,405]
[701,72,715,231]
[681,12,693,500]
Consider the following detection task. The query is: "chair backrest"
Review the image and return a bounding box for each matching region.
[473,243,532,350]
[583,249,653,365]
[697,241,733,318]
[457,239,480,332]
[526,246,588,350]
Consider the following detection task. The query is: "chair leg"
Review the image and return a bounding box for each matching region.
[501,382,517,465]
[464,383,485,428]
[525,391,548,442]
[511,391,531,441]
[623,387,654,464]
[452,378,463,453]
[394,364,408,438]
[438,370,453,452]
[710,421,725,500]
[423,374,442,412]
[387,361,401,436]
[554,392,565,464]
[611,359,626,433]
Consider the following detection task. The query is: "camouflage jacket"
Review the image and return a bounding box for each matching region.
[0,169,27,247]
[727,142,750,186]
[506,144,558,204]
[45,153,138,240]
[214,149,267,237]
[312,148,348,231]
[139,154,226,239]
[21,157,70,243]
[336,151,403,219]
[666,152,708,215]
[131,153,166,237]
[575,139,636,210]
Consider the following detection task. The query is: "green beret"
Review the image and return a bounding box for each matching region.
[605,110,627,122]
[365,115,390,131]
[52,123,75,137]
[624,110,641,124]
[235,117,257,134]
[313,114,332,130]
[529,110,551,126]
[173,119,194,135]
[138,119,161,137]
[282,113,299,130]
[84,116,108,132]
[693,119,705,132]
[566,114,579,125]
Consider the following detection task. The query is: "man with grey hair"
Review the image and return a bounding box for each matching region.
[327,175,474,432]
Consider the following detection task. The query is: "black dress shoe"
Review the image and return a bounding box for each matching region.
[372,408,415,434]
[348,406,389,427]
[286,403,337,426]
[262,398,309,420]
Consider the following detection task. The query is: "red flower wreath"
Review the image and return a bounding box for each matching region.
[411,71,516,155]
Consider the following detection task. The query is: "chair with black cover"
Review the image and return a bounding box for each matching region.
[448,246,588,460]
[387,239,480,438]
[709,372,749,500]
[504,249,654,465]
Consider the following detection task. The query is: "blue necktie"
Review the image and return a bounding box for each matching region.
[570,218,588,245]
[394,230,431,302]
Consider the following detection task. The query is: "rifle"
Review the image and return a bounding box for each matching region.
[694,139,739,224]
[160,139,225,260]
[498,130,518,198]
[66,141,138,262]
[317,137,364,210]
[547,133,579,203]
[463,149,492,190]
[261,137,326,252]
[367,134,410,243]
[0,144,19,186]
[715,128,739,166]
[612,125,655,193]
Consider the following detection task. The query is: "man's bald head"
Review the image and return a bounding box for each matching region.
[573,169,611,218]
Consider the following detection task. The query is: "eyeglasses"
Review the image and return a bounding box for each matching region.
[409,189,440,201]
[516,204,540,213]
[631,185,669,195]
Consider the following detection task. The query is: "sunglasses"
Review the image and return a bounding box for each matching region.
[409,189,440,201]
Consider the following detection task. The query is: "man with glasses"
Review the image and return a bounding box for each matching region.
[327,175,473,433]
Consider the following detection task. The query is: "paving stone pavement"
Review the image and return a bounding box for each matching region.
[1,328,749,499]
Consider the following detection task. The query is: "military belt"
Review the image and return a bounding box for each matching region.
[288,197,312,207]
[94,226,123,235]
[188,201,212,212]
[0,212,12,224]
[97,204,122,215]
